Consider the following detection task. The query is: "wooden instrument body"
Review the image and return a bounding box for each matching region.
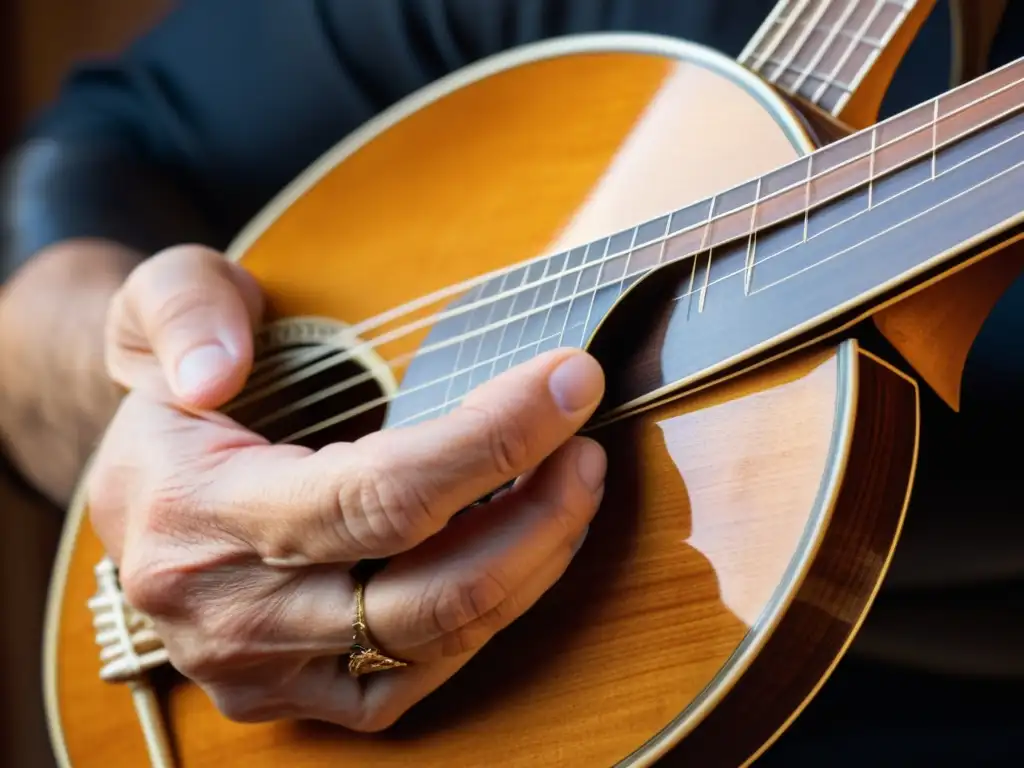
[44,31,1019,767]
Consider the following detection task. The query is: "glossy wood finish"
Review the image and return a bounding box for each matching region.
[232,53,1024,441]
[221,39,811,438]
[664,347,918,767]
[585,76,1024,415]
[747,0,1024,413]
[873,239,1024,410]
[46,33,989,767]
[44,40,831,767]
[353,54,1024,430]
[52,341,881,767]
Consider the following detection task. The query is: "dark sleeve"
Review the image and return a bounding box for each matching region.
[0,0,775,282]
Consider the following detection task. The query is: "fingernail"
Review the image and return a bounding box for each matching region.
[263,554,312,568]
[572,525,590,554]
[548,353,604,414]
[576,440,607,492]
[176,344,234,396]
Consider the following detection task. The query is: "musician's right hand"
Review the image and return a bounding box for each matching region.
[85,244,607,732]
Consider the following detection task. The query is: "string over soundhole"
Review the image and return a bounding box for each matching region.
[223,317,395,448]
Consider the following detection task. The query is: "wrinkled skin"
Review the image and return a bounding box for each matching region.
[88,245,607,731]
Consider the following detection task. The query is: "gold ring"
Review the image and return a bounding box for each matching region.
[347,581,408,678]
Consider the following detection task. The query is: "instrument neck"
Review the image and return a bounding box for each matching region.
[739,0,933,124]
[554,57,1024,413]
[382,53,1024,430]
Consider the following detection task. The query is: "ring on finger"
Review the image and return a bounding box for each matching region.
[347,580,409,678]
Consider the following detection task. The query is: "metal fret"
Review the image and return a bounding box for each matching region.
[746,0,921,117]
[744,177,763,295]
[760,58,855,92]
[791,0,864,95]
[766,0,834,86]
[741,0,798,71]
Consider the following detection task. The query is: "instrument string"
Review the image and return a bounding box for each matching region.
[224,67,1024,424]
[266,113,1024,444]
[813,0,890,101]
[437,280,487,417]
[743,0,902,105]
[748,0,810,73]
[745,0,798,71]
[794,0,880,97]
[765,0,834,87]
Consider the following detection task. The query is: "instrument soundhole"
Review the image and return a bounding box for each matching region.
[225,318,389,448]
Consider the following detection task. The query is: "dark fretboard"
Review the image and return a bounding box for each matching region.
[382,55,1024,428]
[739,0,921,117]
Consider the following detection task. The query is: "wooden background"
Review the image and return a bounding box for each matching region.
[0,0,170,149]
[0,2,170,765]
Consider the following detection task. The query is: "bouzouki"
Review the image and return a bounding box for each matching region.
[43,1,1024,766]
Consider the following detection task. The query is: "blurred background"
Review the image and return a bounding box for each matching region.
[1,4,170,765]
[0,0,170,149]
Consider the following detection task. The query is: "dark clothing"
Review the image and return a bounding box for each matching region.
[2,0,954,276]
[2,1,1023,764]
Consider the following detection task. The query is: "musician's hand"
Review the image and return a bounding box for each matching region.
[89,245,606,731]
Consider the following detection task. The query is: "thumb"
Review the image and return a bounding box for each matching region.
[204,348,606,565]
[108,244,264,408]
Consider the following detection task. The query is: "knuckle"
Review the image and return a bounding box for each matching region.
[197,603,259,645]
[134,244,220,287]
[445,600,525,658]
[169,644,218,682]
[147,286,218,332]
[208,688,286,724]
[449,595,526,656]
[329,452,434,554]
[118,555,191,619]
[544,484,587,542]
[117,504,221,620]
[425,570,514,656]
[150,579,283,683]
[126,249,231,332]
[462,404,531,477]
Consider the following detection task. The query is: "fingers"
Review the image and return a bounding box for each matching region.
[362,348,605,520]
[149,565,358,685]
[106,244,264,408]
[286,437,603,731]
[145,437,600,690]
[302,551,578,732]
[365,436,603,658]
[357,550,578,731]
[224,435,602,731]
[208,348,605,564]
[96,412,604,732]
